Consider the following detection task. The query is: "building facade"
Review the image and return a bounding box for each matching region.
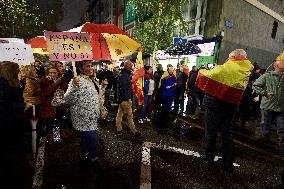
[87,0,124,29]
[205,0,284,68]
[86,0,284,68]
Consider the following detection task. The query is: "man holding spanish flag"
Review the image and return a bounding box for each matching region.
[196,49,253,172]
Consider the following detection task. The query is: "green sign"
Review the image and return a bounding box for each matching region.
[196,56,215,68]
[124,0,135,25]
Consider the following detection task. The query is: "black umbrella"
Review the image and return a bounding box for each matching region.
[164,41,201,66]
[165,42,201,56]
[124,51,151,62]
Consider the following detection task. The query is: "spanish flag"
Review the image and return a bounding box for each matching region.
[132,48,144,106]
[158,70,176,88]
[195,58,253,105]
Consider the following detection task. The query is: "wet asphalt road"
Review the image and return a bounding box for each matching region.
[41,112,283,189]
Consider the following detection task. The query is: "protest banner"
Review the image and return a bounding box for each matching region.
[45,31,93,61]
[0,38,25,43]
[0,41,34,64]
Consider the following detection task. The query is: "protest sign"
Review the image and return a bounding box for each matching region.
[0,38,24,43]
[0,41,34,64]
[196,56,215,68]
[45,31,93,61]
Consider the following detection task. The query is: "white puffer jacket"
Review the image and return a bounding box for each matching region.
[64,75,99,131]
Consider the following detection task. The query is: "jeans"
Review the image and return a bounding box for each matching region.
[260,110,284,144]
[139,95,152,119]
[104,89,111,107]
[80,131,97,160]
[161,95,174,114]
[132,95,138,111]
[174,88,185,113]
[187,93,200,114]
[204,109,234,168]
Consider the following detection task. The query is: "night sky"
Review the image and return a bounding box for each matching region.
[57,0,89,31]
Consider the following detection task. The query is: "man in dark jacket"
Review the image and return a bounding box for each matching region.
[174,63,188,114]
[153,64,164,110]
[115,60,139,136]
[186,66,200,115]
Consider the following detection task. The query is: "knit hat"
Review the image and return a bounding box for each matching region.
[276,52,284,61]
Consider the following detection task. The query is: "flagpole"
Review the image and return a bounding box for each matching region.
[72,61,77,77]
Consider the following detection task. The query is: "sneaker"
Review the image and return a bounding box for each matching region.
[144,117,151,122]
[138,119,144,124]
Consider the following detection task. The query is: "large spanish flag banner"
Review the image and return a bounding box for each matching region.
[195,58,253,105]
[132,47,144,106]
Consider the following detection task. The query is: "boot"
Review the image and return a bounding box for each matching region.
[221,160,234,174]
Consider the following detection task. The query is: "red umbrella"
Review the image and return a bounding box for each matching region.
[26,36,47,48]
[26,36,48,54]
[68,22,141,60]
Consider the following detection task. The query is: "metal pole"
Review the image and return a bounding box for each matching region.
[11,21,15,37]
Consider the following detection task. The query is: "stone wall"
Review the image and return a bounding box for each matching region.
[205,0,284,68]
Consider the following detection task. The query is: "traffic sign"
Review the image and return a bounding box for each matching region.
[173,37,188,44]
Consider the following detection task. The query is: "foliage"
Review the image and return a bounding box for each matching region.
[0,0,44,39]
[128,0,189,54]
[28,0,63,33]
[0,0,63,39]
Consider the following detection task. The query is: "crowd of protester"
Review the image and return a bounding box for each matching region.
[1,49,284,187]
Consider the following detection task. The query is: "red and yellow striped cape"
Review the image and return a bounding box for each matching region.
[195,57,253,105]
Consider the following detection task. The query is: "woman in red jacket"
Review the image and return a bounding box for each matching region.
[40,66,67,137]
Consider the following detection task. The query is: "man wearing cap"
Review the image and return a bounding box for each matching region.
[253,52,284,185]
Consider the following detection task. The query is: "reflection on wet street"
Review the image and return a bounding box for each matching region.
[39,111,282,189]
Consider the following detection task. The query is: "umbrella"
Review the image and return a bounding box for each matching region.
[155,50,171,60]
[124,51,151,62]
[30,105,38,158]
[68,22,141,60]
[165,42,201,56]
[165,41,201,65]
[26,36,48,54]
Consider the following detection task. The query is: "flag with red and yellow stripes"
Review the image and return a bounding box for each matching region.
[132,47,144,106]
[195,57,253,105]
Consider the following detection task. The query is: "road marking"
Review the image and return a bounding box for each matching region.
[178,116,283,160]
[139,142,240,189]
[32,137,46,189]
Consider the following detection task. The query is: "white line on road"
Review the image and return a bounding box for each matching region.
[139,142,240,189]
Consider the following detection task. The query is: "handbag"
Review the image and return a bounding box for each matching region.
[51,88,65,107]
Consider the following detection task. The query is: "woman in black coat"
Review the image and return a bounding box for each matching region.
[0,61,33,188]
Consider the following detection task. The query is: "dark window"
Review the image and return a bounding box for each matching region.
[271,21,278,39]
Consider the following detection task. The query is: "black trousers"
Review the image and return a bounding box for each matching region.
[204,108,235,168]
[0,151,31,188]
